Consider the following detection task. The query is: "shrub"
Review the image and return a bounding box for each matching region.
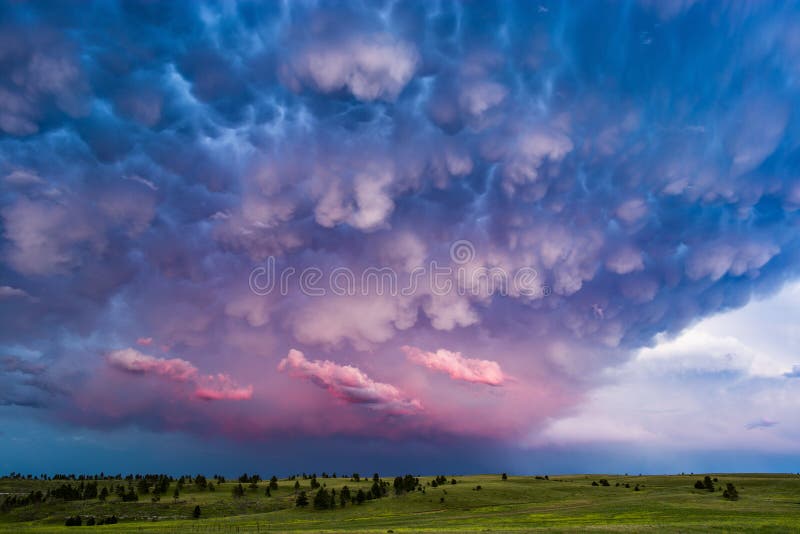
[694,480,705,490]
[99,515,118,525]
[722,483,739,501]
[501,473,508,480]
[193,505,201,519]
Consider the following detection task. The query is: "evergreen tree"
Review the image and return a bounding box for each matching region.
[192,505,201,519]
[136,478,149,495]
[313,488,331,509]
[295,491,309,507]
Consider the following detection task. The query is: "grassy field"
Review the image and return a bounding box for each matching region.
[1,473,799,532]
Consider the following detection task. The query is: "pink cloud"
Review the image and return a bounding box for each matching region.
[195,374,254,401]
[278,349,422,414]
[107,348,252,402]
[402,345,506,386]
[107,348,197,381]
[136,337,153,346]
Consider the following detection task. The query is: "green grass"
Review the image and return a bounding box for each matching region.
[2,473,799,532]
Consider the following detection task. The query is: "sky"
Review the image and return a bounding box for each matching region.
[1,0,799,476]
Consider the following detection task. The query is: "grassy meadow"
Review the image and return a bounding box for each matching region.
[1,473,799,532]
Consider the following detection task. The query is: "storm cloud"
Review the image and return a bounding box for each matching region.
[1,1,800,461]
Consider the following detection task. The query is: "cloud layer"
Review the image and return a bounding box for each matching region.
[1,1,800,465]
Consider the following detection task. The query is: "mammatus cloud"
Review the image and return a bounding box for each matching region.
[278,349,421,414]
[107,348,252,401]
[402,346,506,386]
[0,1,800,465]
[282,34,419,102]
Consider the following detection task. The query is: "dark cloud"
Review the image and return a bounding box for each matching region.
[1,0,799,451]
[746,419,779,430]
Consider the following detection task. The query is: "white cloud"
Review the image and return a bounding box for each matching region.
[286,34,419,101]
[536,281,800,451]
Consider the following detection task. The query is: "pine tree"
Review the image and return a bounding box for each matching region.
[313,488,331,509]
